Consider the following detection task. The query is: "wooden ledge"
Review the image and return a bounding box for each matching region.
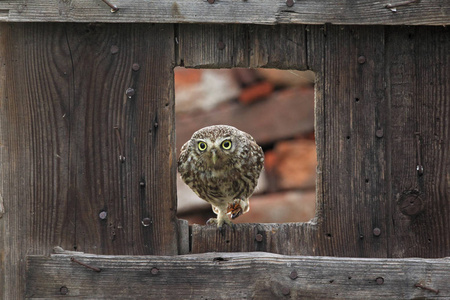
[26,251,450,299]
[0,0,449,25]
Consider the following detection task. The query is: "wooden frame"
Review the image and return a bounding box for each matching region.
[0,1,449,299]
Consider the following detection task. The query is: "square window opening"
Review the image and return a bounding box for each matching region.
[175,67,316,225]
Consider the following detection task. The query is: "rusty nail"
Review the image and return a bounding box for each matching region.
[110,45,119,54]
[207,0,215,3]
[286,0,294,7]
[289,270,298,280]
[385,0,418,9]
[373,228,381,237]
[151,267,159,275]
[132,63,140,71]
[60,286,69,295]
[414,283,439,294]
[217,41,225,50]
[376,129,384,138]
[99,211,107,220]
[101,0,119,12]
[71,257,101,272]
[415,132,424,176]
[126,88,135,97]
[281,286,291,296]
[142,218,152,227]
[376,277,384,285]
[358,56,366,64]
[255,234,263,242]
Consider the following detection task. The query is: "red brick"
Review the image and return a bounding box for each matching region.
[174,67,203,89]
[272,139,317,190]
[238,81,274,104]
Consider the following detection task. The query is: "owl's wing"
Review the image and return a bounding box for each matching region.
[178,141,190,168]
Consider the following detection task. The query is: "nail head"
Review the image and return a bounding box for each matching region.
[151,267,159,275]
[99,211,107,220]
[255,234,263,242]
[376,129,384,138]
[289,270,298,280]
[376,277,384,285]
[126,88,135,97]
[281,286,291,296]
[358,56,366,64]
[373,228,381,237]
[207,0,215,3]
[132,63,140,71]
[142,218,152,227]
[286,0,294,7]
[110,45,119,54]
[60,286,69,295]
[139,181,146,187]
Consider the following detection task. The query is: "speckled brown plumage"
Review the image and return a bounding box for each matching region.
[178,125,264,228]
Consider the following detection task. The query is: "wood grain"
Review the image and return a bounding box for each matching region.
[0,23,180,299]
[386,26,450,258]
[177,24,307,68]
[26,252,450,299]
[0,0,448,25]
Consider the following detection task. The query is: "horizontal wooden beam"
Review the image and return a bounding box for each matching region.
[0,0,448,25]
[26,251,450,299]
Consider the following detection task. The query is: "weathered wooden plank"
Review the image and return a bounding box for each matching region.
[176,86,314,149]
[0,22,179,299]
[63,23,178,255]
[318,25,389,257]
[0,23,73,299]
[178,24,307,68]
[26,252,450,299]
[0,0,449,25]
[386,26,450,258]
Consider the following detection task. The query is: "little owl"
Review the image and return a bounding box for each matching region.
[178,125,264,229]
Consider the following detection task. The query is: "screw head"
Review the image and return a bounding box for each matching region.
[286,0,294,7]
[376,277,384,285]
[125,88,135,97]
[142,218,152,227]
[255,234,263,242]
[358,56,366,64]
[110,45,119,54]
[99,211,107,220]
[289,270,298,280]
[132,63,140,71]
[373,227,381,237]
[60,286,69,295]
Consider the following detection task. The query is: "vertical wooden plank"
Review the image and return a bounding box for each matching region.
[64,23,178,255]
[387,26,450,258]
[0,22,178,298]
[317,26,388,257]
[0,23,73,299]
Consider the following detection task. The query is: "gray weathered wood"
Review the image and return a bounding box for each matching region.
[0,0,449,25]
[386,26,450,258]
[0,22,180,299]
[26,252,450,299]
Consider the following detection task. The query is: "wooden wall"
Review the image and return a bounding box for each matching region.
[0,22,449,298]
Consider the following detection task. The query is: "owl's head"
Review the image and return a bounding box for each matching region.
[189,125,241,168]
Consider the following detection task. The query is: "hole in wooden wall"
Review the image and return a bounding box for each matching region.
[175,67,316,225]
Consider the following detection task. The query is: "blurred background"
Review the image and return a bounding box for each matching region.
[175,67,316,225]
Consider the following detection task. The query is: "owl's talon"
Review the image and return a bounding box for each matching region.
[206,218,218,226]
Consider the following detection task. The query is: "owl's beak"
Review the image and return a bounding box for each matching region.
[211,151,218,165]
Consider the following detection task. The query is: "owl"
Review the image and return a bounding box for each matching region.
[178,125,264,229]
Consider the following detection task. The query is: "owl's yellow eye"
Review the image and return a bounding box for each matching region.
[198,141,207,151]
[221,140,232,150]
